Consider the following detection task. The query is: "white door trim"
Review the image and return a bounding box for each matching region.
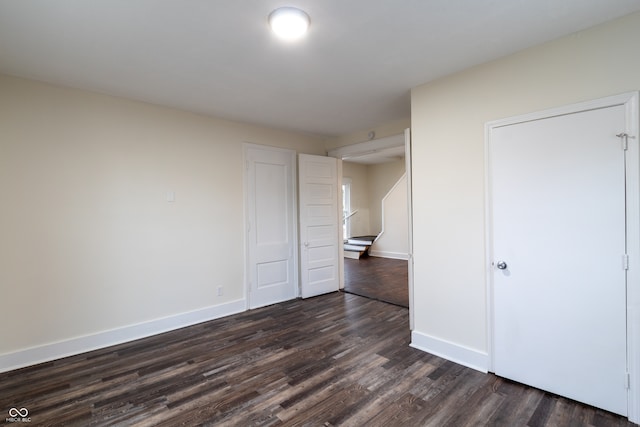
[484,92,639,423]
[327,133,405,159]
[243,143,299,309]
[405,128,415,331]
[338,159,345,290]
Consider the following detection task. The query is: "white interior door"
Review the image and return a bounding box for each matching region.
[489,104,628,415]
[299,154,340,298]
[245,145,297,309]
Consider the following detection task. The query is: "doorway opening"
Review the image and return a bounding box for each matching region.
[330,132,412,309]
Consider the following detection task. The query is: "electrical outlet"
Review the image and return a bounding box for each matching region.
[217,286,223,296]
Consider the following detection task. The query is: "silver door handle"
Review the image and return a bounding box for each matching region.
[496,261,507,270]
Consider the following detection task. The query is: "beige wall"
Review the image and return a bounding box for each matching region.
[367,159,406,233]
[0,74,325,357]
[342,159,406,238]
[370,174,409,259]
[341,161,370,237]
[410,12,640,355]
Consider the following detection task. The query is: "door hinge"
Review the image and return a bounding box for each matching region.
[626,372,631,389]
[616,133,636,151]
[623,254,629,270]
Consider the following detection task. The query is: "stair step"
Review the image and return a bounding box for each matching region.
[347,235,377,245]
[344,243,370,251]
[344,250,363,259]
[344,235,378,259]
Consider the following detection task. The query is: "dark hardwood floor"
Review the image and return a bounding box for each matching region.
[344,256,409,307]
[0,292,633,426]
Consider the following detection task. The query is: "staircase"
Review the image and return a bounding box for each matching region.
[343,235,378,259]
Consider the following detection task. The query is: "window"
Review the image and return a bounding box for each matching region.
[342,179,352,240]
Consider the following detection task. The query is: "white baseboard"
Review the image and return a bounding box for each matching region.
[410,330,489,373]
[368,250,409,260]
[0,299,246,374]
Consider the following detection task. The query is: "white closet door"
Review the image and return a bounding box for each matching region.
[246,145,297,309]
[490,104,627,415]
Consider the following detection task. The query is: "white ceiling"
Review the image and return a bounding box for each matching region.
[1,1,639,137]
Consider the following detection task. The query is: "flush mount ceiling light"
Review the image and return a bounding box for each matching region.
[268,7,310,41]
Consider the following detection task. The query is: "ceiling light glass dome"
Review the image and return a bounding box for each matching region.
[269,7,310,41]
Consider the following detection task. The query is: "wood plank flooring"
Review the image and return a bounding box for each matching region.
[344,256,409,307]
[0,292,634,426]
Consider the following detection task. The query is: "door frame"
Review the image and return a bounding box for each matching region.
[484,92,640,423]
[243,143,299,309]
[328,130,415,330]
[405,128,415,331]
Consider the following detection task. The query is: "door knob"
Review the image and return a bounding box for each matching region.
[496,261,507,270]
